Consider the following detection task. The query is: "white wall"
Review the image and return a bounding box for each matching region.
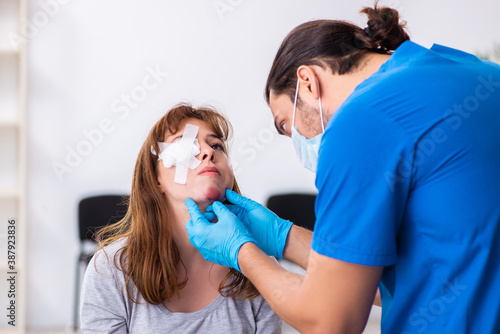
[25,0,500,328]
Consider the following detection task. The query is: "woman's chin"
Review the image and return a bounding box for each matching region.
[204,187,224,202]
[192,186,225,204]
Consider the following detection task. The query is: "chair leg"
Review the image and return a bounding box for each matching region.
[73,252,82,331]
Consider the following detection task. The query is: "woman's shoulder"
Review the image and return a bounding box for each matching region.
[226,294,282,332]
[91,237,128,274]
[232,293,270,310]
[221,290,273,316]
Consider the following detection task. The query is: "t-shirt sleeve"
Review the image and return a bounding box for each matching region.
[312,102,414,266]
[80,249,129,334]
[254,297,282,334]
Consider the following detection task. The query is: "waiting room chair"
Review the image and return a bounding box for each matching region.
[73,194,129,330]
[266,193,317,231]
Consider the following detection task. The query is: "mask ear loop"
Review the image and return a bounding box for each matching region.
[317,79,325,133]
[292,79,300,129]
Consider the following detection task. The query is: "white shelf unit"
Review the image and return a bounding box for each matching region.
[0,0,27,333]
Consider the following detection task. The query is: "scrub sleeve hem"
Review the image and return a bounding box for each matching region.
[311,235,397,267]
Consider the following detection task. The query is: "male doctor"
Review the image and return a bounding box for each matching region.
[185,5,500,333]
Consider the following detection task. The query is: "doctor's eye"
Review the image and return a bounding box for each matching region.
[280,122,287,133]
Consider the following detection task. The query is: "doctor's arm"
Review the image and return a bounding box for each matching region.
[186,199,382,333]
[210,190,383,309]
[219,189,382,309]
[239,242,383,334]
[282,224,313,269]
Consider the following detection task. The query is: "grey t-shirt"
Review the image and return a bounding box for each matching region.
[80,238,282,334]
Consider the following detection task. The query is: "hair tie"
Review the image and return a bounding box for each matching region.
[364,26,373,38]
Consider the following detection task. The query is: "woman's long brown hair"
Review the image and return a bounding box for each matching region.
[95,103,259,304]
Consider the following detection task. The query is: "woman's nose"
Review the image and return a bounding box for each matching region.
[199,144,215,162]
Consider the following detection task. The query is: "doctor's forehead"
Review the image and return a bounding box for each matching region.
[269,91,293,118]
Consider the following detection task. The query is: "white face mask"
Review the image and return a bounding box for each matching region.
[291,79,325,173]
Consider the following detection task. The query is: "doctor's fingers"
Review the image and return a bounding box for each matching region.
[211,201,241,222]
[202,212,216,222]
[185,198,209,224]
[217,204,249,220]
[185,219,211,247]
[225,189,260,211]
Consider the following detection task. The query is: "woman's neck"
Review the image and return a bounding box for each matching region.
[168,197,213,269]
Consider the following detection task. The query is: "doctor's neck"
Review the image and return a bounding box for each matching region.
[316,52,391,123]
[334,52,390,92]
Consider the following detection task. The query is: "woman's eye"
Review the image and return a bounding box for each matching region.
[211,143,226,152]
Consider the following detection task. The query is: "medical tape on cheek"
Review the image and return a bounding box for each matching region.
[152,124,202,184]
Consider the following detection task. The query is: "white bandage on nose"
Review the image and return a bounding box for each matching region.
[151,124,202,184]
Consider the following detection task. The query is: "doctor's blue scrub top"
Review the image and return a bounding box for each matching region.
[313,41,500,333]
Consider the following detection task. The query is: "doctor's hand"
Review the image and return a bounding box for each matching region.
[185,198,256,272]
[208,189,293,259]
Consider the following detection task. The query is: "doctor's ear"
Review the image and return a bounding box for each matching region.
[296,65,321,100]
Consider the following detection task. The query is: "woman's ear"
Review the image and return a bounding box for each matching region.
[157,175,166,194]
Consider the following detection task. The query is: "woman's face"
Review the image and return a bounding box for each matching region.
[156,118,234,208]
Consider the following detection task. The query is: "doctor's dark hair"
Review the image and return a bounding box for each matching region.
[265,2,410,104]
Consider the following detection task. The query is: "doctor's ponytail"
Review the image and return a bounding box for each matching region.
[357,4,410,53]
[265,2,410,104]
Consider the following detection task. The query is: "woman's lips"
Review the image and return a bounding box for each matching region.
[198,166,220,176]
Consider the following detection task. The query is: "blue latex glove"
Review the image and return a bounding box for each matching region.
[207,189,293,259]
[202,212,216,222]
[185,198,256,271]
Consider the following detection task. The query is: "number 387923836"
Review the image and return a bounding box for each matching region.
[7,219,16,269]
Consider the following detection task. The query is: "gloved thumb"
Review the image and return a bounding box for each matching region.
[211,201,238,220]
[202,212,216,222]
[224,204,248,217]
[225,189,258,211]
[208,202,246,218]
[185,198,210,225]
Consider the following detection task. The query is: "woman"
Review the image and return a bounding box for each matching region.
[80,104,281,333]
